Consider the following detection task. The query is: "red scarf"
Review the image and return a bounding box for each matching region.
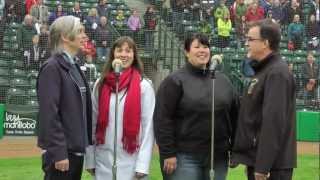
[96,67,141,154]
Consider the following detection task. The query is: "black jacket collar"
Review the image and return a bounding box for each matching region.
[185,61,208,76]
[55,54,74,71]
[250,52,280,73]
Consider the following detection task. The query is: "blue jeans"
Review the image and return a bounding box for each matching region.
[96,47,110,60]
[161,152,228,180]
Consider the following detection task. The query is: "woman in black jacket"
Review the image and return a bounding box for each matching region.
[153,33,239,180]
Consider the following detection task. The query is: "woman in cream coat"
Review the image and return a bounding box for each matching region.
[85,36,155,180]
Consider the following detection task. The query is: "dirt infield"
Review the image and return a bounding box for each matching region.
[0,136,318,158]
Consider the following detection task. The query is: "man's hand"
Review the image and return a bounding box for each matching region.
[254,172,270,180]
[55,159,69,172]
[163,157,177,175]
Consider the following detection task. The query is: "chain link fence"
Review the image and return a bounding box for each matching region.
[0,0,319,135]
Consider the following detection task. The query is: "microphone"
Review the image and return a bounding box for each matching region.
[112,59,123,76]
[209,54,223,71]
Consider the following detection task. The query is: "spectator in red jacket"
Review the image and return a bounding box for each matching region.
[245,2,265,22]
[81,36,96,63]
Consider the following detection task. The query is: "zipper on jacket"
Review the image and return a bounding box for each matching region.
[69,71,86,152]
[253,137,257,147]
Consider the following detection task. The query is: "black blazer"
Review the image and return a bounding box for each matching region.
[37,54,93,163]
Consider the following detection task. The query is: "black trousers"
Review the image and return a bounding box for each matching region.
[42,152,84,180]
[247,166,293,180]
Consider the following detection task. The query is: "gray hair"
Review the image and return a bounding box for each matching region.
[49,16,84,54]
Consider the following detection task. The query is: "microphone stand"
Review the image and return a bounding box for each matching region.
[112,72,120,180]
[209,66,215,180]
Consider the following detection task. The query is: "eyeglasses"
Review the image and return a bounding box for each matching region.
[245,37,263,42]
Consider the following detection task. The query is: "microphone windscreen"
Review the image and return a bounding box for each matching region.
[112,59,123,69]
[211,54,223,64]
[209,54,223,71]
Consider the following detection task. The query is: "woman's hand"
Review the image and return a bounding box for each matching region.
[87,168,95,176]
[135,172,147,179]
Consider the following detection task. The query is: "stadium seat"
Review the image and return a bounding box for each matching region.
[80,2,91,9]
[27,70,38,79]
[181,20,192,26]
[0,68,9,77]
[294,50,307,57]
[10,78,30,89]
[118,4,128,10]
[11,60,25,69]
[28,70,38,87]
[30,78,37,87]
[310,50,320,58]
[6,87,27,105]
[106,3,117,10]
[281,42,290,49]
[7,87,25,96]
[27,89,37,98]
[0,59,9,68]
[221,47,235,56]
[11,68,26,78]
[8,22,20,29]
[211,46,221,54]
[184,25,197,32]
[44,0,59,9]
[292,56,304,63]
[109,0,125,5]
[110,9,118,17]
[26,99,39,108]
[280,49,294,60]
[237,47,246,56]
[0,77,10,103]
[3,42,19,51]
[63,1,75,8]
[124,10,131,17]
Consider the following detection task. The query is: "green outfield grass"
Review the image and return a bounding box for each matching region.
[0,154,318,180]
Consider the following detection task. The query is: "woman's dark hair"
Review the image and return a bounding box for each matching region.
[98,36,144,86]
[184,33,210,52]
[145,5,154,13]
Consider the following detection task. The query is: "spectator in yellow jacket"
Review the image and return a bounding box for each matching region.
[217,13,232,48]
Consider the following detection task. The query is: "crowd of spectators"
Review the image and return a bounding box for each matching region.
[160,0,319,51]
[155,0,319,105]
[0,0,159,67]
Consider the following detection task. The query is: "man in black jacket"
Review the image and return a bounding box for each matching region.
[37,16,92,180]
[231,19,296,180]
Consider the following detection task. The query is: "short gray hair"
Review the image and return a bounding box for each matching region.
[49,16,84,54]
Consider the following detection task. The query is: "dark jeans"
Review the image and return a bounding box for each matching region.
[96,47,110,60]
[42,152,84,180]
[160,151,229,180]
[291,35,303,50]
[217,36,230,48]
[144,30,154,52]
[247,166,293,180]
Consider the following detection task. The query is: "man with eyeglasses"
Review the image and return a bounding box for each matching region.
[231,19,296,180]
